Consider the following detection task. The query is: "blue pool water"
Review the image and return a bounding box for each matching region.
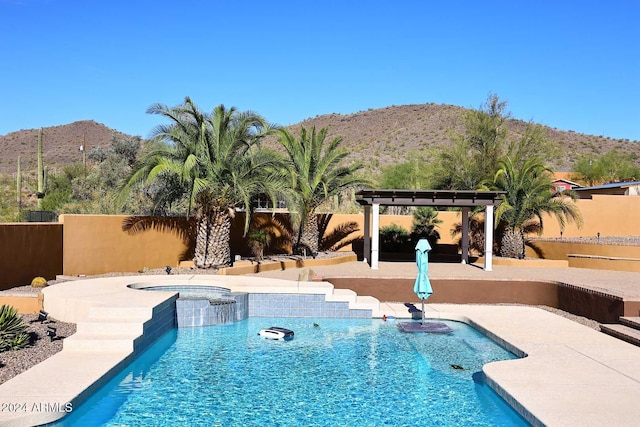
[54,318,528,426]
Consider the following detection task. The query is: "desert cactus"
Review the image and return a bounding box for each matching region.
[36,128,47,208]
[16,156,22,213]
[30,277,48,288]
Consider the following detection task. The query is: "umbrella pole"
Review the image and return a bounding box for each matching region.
[421,298,425,325]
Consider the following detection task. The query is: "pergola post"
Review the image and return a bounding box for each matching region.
[371,203,380,270]
[484,204,494,271]
[461,207,469,264]
[363,205,371,264]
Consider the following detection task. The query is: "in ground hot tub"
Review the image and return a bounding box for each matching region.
[131,284,249,327]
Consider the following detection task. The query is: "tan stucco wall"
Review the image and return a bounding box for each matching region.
[0,223,63,290]
[568,256,640,272]
[0,294,43,314]
[2,193,640,286]
[527,241,640,261]
[59,212,460,277]
[537,195,640,238]
[60,215,191,276]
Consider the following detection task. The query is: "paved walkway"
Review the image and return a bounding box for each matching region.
[250,260,640,300]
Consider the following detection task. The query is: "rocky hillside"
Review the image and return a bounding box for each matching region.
[289,103,640,173]
[1,104,639,175]
[0,120,130,174]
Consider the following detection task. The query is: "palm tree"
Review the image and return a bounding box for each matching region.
[488,157,583,258]
[275,126,368,253]
[411,207,442,249]
[123,97,283,267]
[450,212,488,255]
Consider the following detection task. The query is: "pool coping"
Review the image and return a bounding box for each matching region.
[1,276,640,426]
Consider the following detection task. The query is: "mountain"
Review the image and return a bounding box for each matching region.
[287,103,640,173]
[0,120,132,174]
[1,104,638,175]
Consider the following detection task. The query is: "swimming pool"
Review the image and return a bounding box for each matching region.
[52,318,528,426]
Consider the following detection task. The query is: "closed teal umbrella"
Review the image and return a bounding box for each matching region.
[414,238,433,324]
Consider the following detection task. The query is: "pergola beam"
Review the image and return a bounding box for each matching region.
[356,189,504,207]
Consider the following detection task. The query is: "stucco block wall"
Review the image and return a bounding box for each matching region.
[567,256,640,273]
[60,215,191,276]
[0,294,43,313]
[0,223,63,290]
[2,192,640,287]
[537,195,640,238]
[527,241,640,261]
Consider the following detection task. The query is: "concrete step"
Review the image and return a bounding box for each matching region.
[351,295,380,311]
[63,332,139,352]
[326,289,357,304]
[76,319,145,336]
[87,306,151,322]
[619,317,640,331]
[600,324,640,347]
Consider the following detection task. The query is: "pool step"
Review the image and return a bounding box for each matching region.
[325,289,357,304]
[325,289,380,313]
[351,296,379,311]
[600,317,640,347]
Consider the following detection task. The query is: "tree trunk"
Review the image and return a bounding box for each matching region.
[301,214,319,252]
[293,214,319,254]
[499,228,525,259]
[193,207,232,267]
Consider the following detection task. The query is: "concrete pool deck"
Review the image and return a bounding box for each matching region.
[0,262,639,425]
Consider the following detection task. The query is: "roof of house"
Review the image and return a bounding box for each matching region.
[551,178,582,187]
[573,180,640,192]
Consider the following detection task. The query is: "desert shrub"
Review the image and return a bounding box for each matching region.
[246,228,271,261]
[411,207,442,248]
[0,305,30,352]
[380,224,410,252]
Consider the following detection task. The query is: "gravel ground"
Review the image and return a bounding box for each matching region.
[0,313,76,384]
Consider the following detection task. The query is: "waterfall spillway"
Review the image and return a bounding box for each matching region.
[209,299,236,325]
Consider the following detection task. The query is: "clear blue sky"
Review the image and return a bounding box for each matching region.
[1,0,639,141]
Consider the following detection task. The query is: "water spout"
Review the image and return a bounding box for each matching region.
[208,299,236,325]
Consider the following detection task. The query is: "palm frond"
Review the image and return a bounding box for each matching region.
[320,221,360,251]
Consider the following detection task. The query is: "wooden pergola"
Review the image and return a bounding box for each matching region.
[355,189,505,271]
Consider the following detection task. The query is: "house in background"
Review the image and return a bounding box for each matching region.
[551,178,582,194]
[573,180,640,199]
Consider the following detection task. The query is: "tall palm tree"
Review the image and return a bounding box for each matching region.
[123,97,283,267]
[275,126,368,253]
[488,157,583,258]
